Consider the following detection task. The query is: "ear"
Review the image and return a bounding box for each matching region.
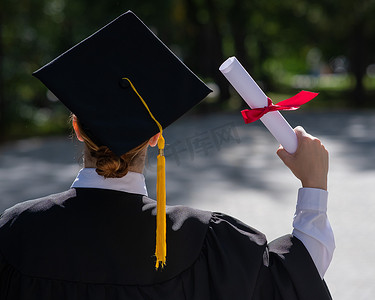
[72,115,84,142]
[148,132,160,147]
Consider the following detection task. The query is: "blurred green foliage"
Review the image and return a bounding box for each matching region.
[0,0,374,141]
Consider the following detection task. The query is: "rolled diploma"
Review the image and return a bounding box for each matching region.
[219,57,298,154]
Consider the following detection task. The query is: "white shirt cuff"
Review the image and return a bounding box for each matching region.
[292,188,335,279]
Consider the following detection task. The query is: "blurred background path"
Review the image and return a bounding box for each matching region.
[1,110,375,299]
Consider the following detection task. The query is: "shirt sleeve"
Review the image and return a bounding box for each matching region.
[292,188,335,279]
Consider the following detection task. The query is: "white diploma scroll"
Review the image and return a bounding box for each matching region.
[219,57,298,154]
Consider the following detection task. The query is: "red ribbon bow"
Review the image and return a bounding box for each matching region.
[241,91,318,124]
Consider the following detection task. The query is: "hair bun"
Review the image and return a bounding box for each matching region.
[92,146,129,178]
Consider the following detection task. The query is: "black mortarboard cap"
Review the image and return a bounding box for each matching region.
[33,10,212,156]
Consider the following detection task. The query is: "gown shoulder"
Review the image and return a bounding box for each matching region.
[0,189,331,299]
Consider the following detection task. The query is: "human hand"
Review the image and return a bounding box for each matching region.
[277,126,329,190]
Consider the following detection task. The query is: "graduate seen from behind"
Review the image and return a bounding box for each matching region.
[0,11,335,300]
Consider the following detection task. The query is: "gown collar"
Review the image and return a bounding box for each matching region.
[71,168,148,196]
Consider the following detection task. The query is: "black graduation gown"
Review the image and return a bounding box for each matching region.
[0,188,332,299]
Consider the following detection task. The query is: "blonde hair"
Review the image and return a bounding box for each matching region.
[74,116,149,178]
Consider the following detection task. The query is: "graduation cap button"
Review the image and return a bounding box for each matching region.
[119,78,131,89]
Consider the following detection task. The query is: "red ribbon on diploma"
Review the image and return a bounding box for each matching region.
[241,91,319,124]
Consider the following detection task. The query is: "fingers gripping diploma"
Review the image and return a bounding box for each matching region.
[277,126,329,191]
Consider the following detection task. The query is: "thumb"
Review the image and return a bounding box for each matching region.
[277,146,293,165]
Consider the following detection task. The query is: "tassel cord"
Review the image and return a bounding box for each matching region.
[122,77,167,269]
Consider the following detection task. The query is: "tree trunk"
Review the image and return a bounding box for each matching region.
[205,0,230,102]
[0,11,5,139]
[349,22,368,107]
[183,0,205,72]
[229,0,252,73]
[184,0,230,103]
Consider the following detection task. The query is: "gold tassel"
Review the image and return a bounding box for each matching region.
[122,77,167,270]
[155,135,166,269]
